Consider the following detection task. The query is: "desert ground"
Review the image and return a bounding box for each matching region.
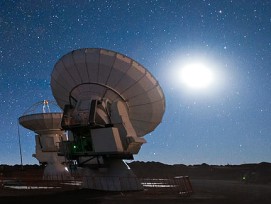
[1,162,271,204]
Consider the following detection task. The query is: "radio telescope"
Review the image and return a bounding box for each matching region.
[51,48,165,191]
[18,100,70,180]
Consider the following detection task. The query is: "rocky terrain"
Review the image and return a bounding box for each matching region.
[128,161,271,184]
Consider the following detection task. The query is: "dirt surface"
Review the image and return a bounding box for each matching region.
[0,179,271,204]
[1,162,271,203]
[191,179,271,204]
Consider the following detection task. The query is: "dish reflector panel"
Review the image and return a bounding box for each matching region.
[19,113,63,132]
[50,48,165,136]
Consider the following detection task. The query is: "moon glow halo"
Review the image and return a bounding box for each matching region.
[179,63,214,90]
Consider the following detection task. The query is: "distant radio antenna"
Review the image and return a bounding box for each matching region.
[42,100,50,113]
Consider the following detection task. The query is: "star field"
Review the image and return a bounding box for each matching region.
[0,0,271,165]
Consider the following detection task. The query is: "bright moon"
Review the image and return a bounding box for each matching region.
[179,63,214,89]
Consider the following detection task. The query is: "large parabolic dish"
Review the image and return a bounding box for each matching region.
[50,48,165,137]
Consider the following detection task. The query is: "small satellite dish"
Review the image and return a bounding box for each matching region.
[19,112,62,133]
[51,48,165,137]
[18,101,70,180]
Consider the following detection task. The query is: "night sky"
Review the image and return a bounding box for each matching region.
[1,0,271,165]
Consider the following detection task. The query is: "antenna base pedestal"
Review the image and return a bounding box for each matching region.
[81,159,143,191]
